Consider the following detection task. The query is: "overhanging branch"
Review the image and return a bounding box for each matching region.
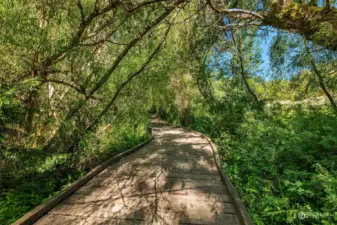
[206,0,264,20]
[86,26,171,131]
[43,79,101,100]
[217,22,262,30]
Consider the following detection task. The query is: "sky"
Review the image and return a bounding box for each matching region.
[209,1,337,81]
[258,28,277,80]
[208,27,278,81]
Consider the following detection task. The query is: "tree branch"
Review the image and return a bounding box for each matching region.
[82,14,129,41]
[86,26,171,131]
[123,0,167,13]
[230,29,259,101]
[80,39,132,47]
[44,79,101,100]
[15,1,121,83]
[170,3,207,25]
[43,5,181,152]
[44,69,71,75]
[77,0,85,25]
[304,39,337,111]
[217,21,261,30]
[206,0,264,20]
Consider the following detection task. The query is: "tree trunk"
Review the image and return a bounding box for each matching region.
[24,109,35,134]
[43,8,176,152]
[304,40,337,111]
[230,30,259,102]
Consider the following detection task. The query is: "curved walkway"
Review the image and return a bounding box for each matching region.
[34,120,244,225]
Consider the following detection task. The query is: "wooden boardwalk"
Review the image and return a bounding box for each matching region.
[33,120,248,225]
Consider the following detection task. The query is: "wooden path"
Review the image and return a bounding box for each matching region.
[33,119,249,225]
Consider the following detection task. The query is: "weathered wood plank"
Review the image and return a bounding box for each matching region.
[13,137,154,225]
[18,119,253,225]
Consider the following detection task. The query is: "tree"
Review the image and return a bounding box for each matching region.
[207,0,337,50]
[304,39,337,110]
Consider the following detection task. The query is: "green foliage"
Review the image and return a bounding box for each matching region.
[0,78,40,125]
[154,66,337,224]
[0,166,82,225]
[217,107,337,224]
[0,119,149,225]
[1,0,337,224]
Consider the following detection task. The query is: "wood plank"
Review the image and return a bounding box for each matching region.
[13,137,154,225]
[26,120,252,225]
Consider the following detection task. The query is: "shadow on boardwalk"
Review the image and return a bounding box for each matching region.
[34,119,241,225]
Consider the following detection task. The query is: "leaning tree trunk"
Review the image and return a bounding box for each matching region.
[230,30,259,102]
[304,40,337,111]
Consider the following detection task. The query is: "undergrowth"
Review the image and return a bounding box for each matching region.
[0,122,149,225]
[158,105,337,225]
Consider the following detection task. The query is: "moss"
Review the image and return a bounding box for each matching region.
[266,3,337,50]
[311,22,337,49]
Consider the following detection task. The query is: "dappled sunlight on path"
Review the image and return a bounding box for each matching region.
[34,119,241,225]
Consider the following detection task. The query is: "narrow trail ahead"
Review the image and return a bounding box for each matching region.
[34,119,245,225]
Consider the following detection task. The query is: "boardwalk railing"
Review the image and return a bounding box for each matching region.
[164,122,254,225]
[13,136,154,225]
[200,133,254,225]
[14,120,253,225]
